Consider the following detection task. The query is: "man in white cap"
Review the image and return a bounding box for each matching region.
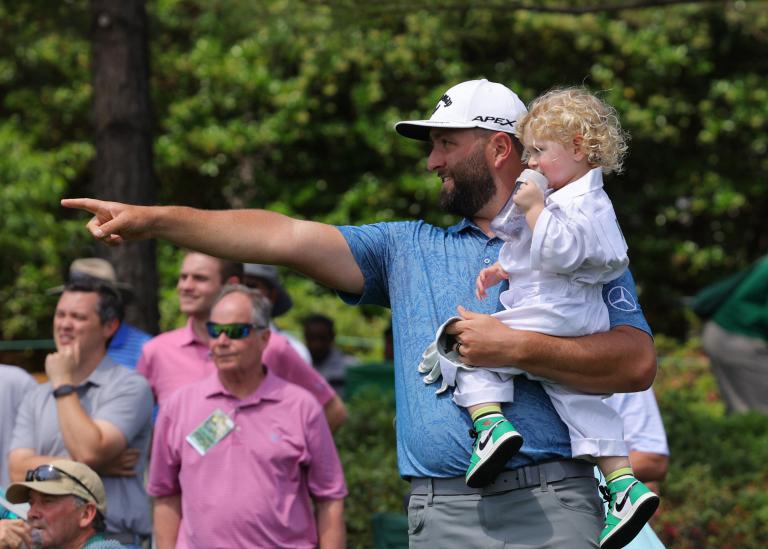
[5,459,123,548]
[242,263,312,363]
[52,258,152,370]
[63,79,656,547]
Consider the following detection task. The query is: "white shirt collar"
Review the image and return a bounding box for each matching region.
[548,167,604,206]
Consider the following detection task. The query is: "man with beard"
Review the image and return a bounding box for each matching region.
[62,79,656,548]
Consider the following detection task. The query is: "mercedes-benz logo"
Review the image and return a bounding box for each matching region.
[607,286,637,312]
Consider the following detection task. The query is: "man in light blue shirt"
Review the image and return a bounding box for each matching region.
[63,78,656,548]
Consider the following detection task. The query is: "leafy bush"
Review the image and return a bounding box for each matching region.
[653,350,768,548]
[335,388,408,548]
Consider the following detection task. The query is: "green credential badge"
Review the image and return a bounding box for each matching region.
[186,409,235,456]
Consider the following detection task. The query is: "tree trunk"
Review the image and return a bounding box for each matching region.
[90,0,158,333]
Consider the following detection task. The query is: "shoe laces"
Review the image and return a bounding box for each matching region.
[599,484,613,505]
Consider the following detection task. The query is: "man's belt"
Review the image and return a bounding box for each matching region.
[409,459,595,496]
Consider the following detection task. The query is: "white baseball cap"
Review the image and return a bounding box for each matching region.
[395,79,527,142]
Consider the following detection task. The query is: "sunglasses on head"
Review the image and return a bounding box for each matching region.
[26,465,98,503]
[205,322,266,340]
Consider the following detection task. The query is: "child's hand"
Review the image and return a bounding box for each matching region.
[512,178,545,212]
[476,262,509,299]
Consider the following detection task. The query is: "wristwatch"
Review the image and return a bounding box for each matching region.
[52,384,77,399]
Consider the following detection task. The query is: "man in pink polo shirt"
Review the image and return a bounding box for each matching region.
[148,285,347,549]
[137,252,347,430]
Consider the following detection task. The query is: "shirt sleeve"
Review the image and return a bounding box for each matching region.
[263,333,336,406]
[530,202,629,285]
[607,390,669,455]
[92,372,154,444]
[303,397,348,501]
[335,223,392,307]
[9,385,43,451]
[603,270,652,336]
[147,397,182,497]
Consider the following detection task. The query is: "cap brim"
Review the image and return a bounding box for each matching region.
[6,480,75,503]
[395,120,499,141]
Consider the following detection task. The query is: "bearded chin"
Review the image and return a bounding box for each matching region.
[439,172,496,218]
[440,186,479,218]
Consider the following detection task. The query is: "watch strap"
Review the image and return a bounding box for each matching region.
[52,384,77,399]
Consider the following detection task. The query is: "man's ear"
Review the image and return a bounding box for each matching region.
[103,318,120,340]
[488,132,516,168]
[77,502,98,529]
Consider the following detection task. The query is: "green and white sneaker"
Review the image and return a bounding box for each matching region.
[599,475,660,549]
[465,414,523,488]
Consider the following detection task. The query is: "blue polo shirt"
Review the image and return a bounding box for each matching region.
[108,323,152,370]
[338,219,650,479]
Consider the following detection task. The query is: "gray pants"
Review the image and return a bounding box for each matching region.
[408,467,602,548]
[702,321,768,414]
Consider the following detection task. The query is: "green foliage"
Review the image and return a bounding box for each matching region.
[3,1,768,343]
[335,388,408,548]
[653,350,768,549]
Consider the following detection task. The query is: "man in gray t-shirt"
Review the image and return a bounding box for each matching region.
[8,280,152,541]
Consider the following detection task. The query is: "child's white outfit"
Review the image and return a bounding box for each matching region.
[431,167,630,459]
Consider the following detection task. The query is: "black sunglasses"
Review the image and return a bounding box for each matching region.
[205,322,267,340]
[25,465,98,503]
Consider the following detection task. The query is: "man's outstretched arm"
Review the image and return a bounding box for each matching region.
[447,307,656,394]
[61,200,364,294]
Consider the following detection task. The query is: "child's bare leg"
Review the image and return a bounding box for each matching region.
[597,456,632,480]
[467,403,502,420]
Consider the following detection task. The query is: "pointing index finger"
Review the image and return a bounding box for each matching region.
[61,197,101,215]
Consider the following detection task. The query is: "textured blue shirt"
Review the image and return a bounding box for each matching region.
[108,323,153,370]
[338,219,651,478]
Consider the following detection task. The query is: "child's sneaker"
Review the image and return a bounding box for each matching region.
[599,475,660,549]
[465,414,523,488]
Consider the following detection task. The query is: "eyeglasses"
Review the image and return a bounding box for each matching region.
[205,322,266,340]
[25,465,98,503]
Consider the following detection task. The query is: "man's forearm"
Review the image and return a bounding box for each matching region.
[154,495,182,549]
[629,451,668,484]
[324,396,348,432]
[8,452,65,482]
[450,309,656,393]
[55,393,125,467]
[509,326,657,393]
[63,200,365,294]
[315,498,345,549]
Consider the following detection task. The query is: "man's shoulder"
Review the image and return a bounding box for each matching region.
[162,373,213,408]
[141,326,189,354]
[267,372,320,406]
[121,323,153,343]
[95,357,153,394]
[340,219,441,239]
[0,364,36,387]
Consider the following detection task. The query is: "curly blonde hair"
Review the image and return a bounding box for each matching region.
[516,87,629,175]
